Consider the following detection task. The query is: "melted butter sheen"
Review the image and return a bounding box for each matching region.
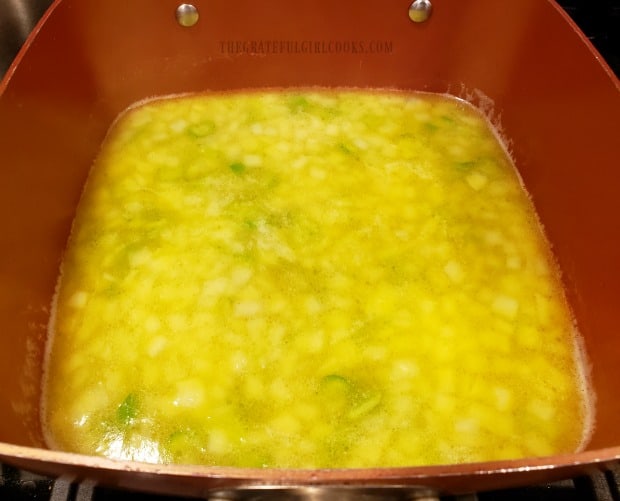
[43,90,590,468]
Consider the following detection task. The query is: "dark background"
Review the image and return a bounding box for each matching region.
[557,0,620,76]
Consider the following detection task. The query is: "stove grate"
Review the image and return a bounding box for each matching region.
[2,461,620,500]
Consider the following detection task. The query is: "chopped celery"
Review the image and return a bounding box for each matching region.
[320,374,352,393]
[455,160,476,170]
[287,95,310,112]
[165,428,204,463]
[116,393,138,425]
[188,121,215,137]
[348,392,382,419]
[229,162,246,175]
[318,374,352,413]
[318,375,382,421]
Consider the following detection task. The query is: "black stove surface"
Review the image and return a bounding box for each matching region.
[1,461,620,501]
[557,0,620,77]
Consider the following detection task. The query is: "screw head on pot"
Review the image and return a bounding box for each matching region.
[176,4,199,27]
[409,0,432,23]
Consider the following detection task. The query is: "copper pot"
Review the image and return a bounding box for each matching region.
[0,0,619,497]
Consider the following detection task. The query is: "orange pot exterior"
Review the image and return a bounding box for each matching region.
[0,0,619,496]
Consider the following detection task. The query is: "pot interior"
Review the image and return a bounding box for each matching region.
[0,0,619,490]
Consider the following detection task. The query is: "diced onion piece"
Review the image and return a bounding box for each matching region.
[443,260,464,283]
[173,379,205,408]
[234,301,263,317]
[466,172,488,190]
[147,336,167,357]
[207,430,231,454]
[492,294,519,318]
[69,291,89,309]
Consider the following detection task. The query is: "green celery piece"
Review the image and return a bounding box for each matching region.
[348,392,382,419]
[229,162,246,175]
[287,95,310,112]
[117,393,138,425]
[188,121,215,137]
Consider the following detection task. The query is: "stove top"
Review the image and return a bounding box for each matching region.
[1,461,620,500]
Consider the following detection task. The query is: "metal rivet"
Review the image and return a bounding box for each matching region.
[176,3,199,27]
[409,0,432,23]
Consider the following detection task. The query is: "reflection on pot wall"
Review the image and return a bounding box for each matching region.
[0,0,54,78]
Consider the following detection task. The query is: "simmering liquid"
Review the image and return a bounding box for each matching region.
[42,90,592,467]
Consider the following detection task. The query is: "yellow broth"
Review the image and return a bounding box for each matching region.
[42,90,592,467]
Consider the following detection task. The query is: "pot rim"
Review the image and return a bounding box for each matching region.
[2,441,620,481]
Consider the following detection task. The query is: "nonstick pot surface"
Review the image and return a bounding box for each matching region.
[0,0,619,497]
